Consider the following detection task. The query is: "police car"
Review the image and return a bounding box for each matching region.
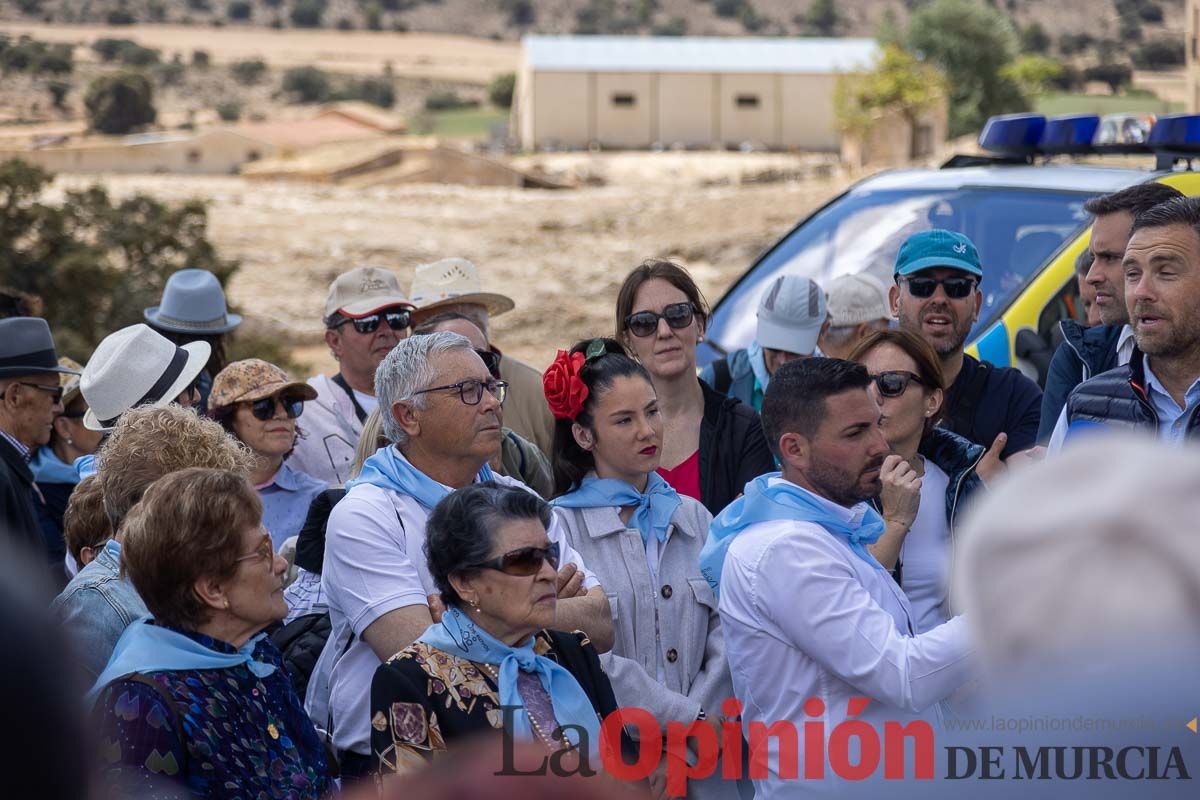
[699,113,1200,383]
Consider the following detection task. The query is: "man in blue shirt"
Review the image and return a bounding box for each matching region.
[1057,196,1200,446]
[890,230,1043,478]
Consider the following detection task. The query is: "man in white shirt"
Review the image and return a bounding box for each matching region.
[1054,196,1200,448]
[288,266,415,485]
[713,358,973,798]
[1040,182,1184,444]
[306,331,612,778]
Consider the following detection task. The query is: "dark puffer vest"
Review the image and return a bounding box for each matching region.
[1065,349,1200,438]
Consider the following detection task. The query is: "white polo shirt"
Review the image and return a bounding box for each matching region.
[718,479,973,798]
[306,468,599,757]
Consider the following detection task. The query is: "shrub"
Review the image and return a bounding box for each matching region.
[230,58,267,85]
[106,10,136,25]
[1058,32,1094,56]
[652,17,687,36]
[281,66,331,103]
[91,38,135,62]
[488,72,515,109]
[424,90,478,111]
[714,0,743,18]
[227,1,252,21]
[1,37,73,75]
[501,0,536,26]
[336,16,354,30]
[1020,22,1051,54]
[1084,63,1133,94]
[157,57,186,87]
[84,71,157,134]
[216,100,242,121]
[47,80,70,109]
[346,76,395,108]
[365,3,383,30]
[1131,37,1186,70]
[290,0,326,28]
[192,49,211,68]
[119,43,161,68]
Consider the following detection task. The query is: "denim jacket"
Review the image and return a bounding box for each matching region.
[50,540,149,680]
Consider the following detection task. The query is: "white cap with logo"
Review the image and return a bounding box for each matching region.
[756,275,827,356]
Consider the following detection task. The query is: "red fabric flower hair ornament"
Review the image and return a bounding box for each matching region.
[543,349,589,421]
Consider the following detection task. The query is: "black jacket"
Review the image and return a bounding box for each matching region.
[0,436,42,553]
[698,378,776,517]
[1064,349,1200,438]
[943,354,1043,458]
[1037,321,1124,442]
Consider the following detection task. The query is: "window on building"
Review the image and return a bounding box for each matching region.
[612,93,636,107]
[735,94,760,109]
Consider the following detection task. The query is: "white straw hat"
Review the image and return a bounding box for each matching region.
[409,258,515,324]
[80,324,210,432]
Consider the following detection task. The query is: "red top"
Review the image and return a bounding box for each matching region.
[656,450,701,502]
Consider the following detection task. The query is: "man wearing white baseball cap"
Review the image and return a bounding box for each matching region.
[288,266,414,486]
[817,272,894,360]
[700,274,827,412]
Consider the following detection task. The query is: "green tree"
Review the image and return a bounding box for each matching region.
[227,1,252,21]
[1084,63,1133,94]
[290,0,326,28]
[1132,37,1186,69]
[230,58,267,85]
[0,159,238,359]
[1020,22,1051,54]
[83,71,157,135]
[835,44,945,153]
[907,0,1027,137]
[1001,55,1066,97]
[804,0,840,36]
[282,66,331,103]
[488,72,515,108]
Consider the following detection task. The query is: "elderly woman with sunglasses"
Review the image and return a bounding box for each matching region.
[371,482,629,779]
[616,259,775,516]
[849,329,987,633]
[209,359,327,551]
[91,468,332,799]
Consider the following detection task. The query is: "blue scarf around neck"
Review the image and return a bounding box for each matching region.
[417,606,601,755]
[551,473,681,546]
[88,618,276,705]
[345,446,496,509]
[31,447,81,485]
[699,473,886,594]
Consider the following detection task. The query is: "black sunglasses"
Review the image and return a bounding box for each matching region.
[249,394,305,421]
[871,371,925,398]
[471,542,560,577]
[346,308,412,335]
[624,302,696,338]
[902,276,977,299]
[475,348,502,380]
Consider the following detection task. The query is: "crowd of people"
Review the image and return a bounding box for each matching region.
[2,186,1200,799]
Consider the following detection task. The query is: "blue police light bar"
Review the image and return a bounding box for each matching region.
[979,114,1046,156]
[1147,114,1200,154]
[1039,114,1100,154]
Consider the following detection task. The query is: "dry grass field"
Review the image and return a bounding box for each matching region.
[43,154,849,375]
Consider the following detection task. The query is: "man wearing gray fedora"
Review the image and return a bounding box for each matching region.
[144,268,241,414]
[0,317,77,559]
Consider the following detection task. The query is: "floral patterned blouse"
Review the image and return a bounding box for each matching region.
[93,626,332,799]
[370,629,627,776]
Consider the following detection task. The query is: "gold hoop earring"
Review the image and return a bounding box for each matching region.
[223,598,230,610]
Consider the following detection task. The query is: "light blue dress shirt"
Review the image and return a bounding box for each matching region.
[1142,360,1200,445]
[258,462,328,551]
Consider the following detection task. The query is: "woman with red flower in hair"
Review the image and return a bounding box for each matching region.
[543,338,746,800]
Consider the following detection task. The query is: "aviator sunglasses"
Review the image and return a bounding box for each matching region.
[470,542,561,577]
[624,301,697,338]
[902,276,977,300]
[347,308,412,335]
[871,371,925,398]
[249,394,305,421]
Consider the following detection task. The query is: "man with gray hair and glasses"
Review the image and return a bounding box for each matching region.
[306,332,612,780]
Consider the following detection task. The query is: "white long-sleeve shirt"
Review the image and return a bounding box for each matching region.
[718,479,973,797]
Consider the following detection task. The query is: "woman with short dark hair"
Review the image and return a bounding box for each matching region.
[370,482,627,780]
[849,329,987,632]
[90,467,332,799]
[615,259,774,516]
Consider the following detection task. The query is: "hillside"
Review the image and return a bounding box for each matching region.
[0,0,1186,55]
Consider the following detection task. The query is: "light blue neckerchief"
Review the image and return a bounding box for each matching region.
[551,473,681,546]
[417,606,601,755]
[747,340,772,396]
[75,453,97,480]
[88,618,275,705]
[31,447,81,485]
[699,473,886,594]
[345,446,496,509]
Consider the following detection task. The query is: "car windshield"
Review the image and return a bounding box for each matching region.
[706,186,1093,355]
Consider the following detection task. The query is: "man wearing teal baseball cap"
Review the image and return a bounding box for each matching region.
[888,229,1043,480]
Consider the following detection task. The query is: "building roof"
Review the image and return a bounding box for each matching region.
[230,117,386,151]
[316,102,407,134]
[522,35,879,74]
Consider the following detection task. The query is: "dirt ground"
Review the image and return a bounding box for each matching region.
[0,22,519,84]
[46,153,850,375]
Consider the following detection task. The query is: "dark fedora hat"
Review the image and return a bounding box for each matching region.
[0,317,79,379]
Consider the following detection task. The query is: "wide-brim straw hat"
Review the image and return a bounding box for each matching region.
[409,258,515,325]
